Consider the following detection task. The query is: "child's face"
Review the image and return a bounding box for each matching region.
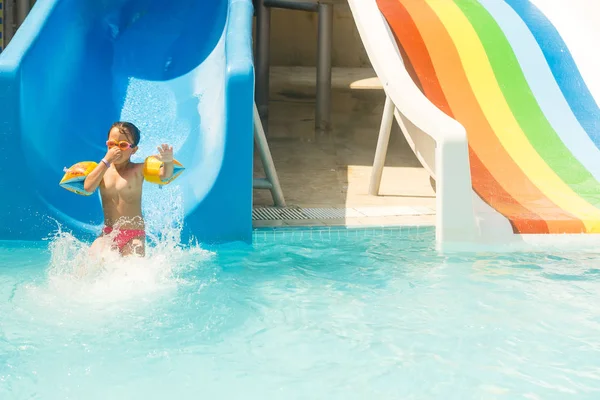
[107,127,138,164]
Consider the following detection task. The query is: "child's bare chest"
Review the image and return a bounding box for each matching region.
[102,170,142,201]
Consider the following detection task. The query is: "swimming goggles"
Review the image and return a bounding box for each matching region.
[106,140,135,150]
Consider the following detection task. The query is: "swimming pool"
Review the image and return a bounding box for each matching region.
[1,226,600,399]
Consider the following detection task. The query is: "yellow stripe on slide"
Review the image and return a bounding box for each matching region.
[424,0,600,232]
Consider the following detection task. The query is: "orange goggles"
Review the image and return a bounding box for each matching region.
[106,140,134,150]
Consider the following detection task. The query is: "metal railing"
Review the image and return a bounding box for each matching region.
[254,0,333,133]
[253,103,286,206]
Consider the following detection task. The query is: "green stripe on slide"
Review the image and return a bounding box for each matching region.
[454,0,600,207]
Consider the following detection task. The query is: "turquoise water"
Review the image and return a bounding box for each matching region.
[1,228,600,399]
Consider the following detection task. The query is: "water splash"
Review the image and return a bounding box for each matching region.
[118,78,189,158]
[35,189,214,310]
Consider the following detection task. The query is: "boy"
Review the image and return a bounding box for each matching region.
[85,122,174,257]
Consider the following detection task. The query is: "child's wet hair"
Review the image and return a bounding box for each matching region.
[108,122,141,147]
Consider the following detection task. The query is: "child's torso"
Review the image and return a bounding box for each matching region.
[100,163,145,229]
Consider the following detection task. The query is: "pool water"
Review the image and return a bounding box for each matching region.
[1,228,600,399]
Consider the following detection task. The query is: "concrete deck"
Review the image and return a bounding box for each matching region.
[253,67,436,228]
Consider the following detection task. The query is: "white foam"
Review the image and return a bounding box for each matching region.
[30,189,214,313]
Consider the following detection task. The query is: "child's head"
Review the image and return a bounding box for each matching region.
[106,122,140,164]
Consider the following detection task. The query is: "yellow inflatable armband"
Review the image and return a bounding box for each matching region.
[143,156,185,185]
[59,157,185,196]
[59,161,98,196]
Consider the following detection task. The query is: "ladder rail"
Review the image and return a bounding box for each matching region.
[253,103,286,207]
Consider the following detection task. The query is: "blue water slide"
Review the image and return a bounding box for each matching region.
[0,0,255,243]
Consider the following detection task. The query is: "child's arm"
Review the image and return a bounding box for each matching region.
[84,147,121,193]
[157,144,174,181]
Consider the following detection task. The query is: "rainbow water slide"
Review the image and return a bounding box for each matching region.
[0,0,255,243]
[348,0,600,248]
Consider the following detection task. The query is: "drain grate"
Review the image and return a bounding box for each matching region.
[252,207,309,221]
[301,208,348,219]
[253,206,435,221]
[253,207,363,220]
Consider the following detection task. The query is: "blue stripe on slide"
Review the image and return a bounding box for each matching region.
[504,0,600,149]
[479,0,600,181]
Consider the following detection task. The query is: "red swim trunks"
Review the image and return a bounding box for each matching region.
[103,226,146,250]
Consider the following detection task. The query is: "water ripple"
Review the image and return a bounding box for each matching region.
[2,233,600,398]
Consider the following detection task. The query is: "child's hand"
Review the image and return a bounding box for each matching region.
[104,147,122,164]
[157,144,174,163]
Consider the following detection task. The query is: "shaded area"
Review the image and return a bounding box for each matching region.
[253,67,436,215]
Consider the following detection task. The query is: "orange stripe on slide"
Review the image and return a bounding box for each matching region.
[377,0,584,233]
[377,0,546,233]
[398,0,583,233]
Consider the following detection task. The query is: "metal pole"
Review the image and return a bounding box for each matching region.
[316,2,333,132]
[254,103,286,207]
[253,178,273,190]
[255,0,271,132]
[369,96,395,196]
[0,0,4,52]
[3,0,14,47]
[16,0,29,27]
